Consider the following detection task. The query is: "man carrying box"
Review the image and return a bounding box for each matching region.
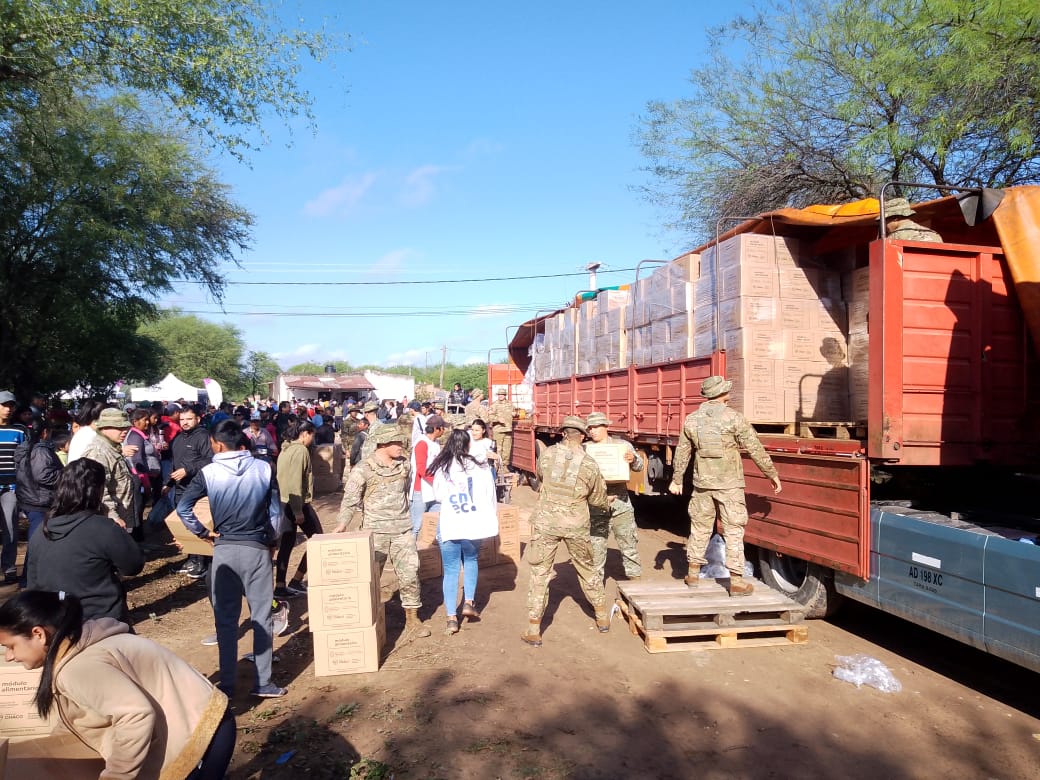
[177,420,288,698]
[333,425,431,638]
[584,411,643,582]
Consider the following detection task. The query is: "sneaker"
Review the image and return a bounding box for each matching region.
[286,580,308,595]
[184,566,208,580]
[175,562,195,575]
[4,569,20,585]
[273,600,290,636]
[200,633,218,646]
[273,585,303,600]
[241,652,281,663]
[252,683,287,698]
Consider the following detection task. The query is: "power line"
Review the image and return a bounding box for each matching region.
[170,267,638,286]
[173,308,551,318]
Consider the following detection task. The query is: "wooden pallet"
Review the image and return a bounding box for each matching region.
[615,579,809,654]
[751,421,866,440]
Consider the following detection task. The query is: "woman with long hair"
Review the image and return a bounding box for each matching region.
[27,459,144,624]
[428,428,498,635]
[0,590,234,779]
[274,419,322,597]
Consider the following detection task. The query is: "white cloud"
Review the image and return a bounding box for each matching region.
[400,164,453,207]
[273,343,320,361]
[463,355,486,365]
[461,137,504,159]
[303,171,379,218]
[382,347,436,367]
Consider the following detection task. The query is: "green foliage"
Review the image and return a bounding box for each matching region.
[138,310,248,398]
[286,361,354,375]
[0,93,249,396]
[1,0,340,156]
[245,350,282,397]
[638,0,1040,241]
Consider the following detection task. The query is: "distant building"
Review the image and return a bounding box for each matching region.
[273,371,415,406]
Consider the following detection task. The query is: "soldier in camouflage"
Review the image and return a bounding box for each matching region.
[668,376,782,596]
[357,401,387,463]
[488,388,515,469]
[464,389,489,426]
[334,424,431,637]
[584,411,643,582]
[882,197,942,242]
[396,409,415,458]
[522,415,610,647]
[339,405,362,480]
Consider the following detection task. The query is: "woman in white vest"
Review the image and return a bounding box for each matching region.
[429,429,498,635]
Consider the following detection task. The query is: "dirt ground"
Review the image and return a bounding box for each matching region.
[7,486,1038,779]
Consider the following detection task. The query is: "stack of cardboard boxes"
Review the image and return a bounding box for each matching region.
[306,531,385,676]
[845,267,870,421]
[311,444,345,494]
[414,504,523,582]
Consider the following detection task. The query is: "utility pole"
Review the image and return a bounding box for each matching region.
[586,262,602,290]
[439,345,447,389]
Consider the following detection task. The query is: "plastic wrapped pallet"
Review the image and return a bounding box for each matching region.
[596,288,629,315]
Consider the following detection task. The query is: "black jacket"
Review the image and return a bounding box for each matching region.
[27,510,144,624]
[170,425,213,487]
[14,440,63,511]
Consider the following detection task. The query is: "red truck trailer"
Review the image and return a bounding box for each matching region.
[506,187,1040,647]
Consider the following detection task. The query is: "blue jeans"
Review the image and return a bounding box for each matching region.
[410,492,440,537]
[440,538,481,617]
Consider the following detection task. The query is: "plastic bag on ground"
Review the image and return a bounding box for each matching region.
[833,654,902,692]
[700,534,729,578]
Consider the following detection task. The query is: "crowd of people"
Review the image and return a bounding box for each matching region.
[0,374,781,776]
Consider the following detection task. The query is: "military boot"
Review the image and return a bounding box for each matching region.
[595,611,611,633]
[684,565,701,586]
[404,608,432,637]
[520,620,543,647]
[728,576,754,597]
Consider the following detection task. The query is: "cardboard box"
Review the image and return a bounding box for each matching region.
[843,266,871,300]
[784,330,847,362]
[720,264,780,300]
[417,512,439,547]
[5,733,106,779]
[0,660,49,739]
[720,296,779,330]
[584,441,631,482]
[306,532,375,586]
[163,498,215,557]
[717,234,774,267]
[727,358,782,391]
[306,578,381,633]
[692,330,718,357]
[778,266,841,300]
[785,388,850,421]
[781,360,833,390]
[417,544,442,581]
[312,444,344,495]
[729,390,782,421]
[723,327,785,360]
[477,536,498,568]
[312,610,385,677]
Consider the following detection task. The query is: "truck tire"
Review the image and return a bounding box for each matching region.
[756,548,843,619]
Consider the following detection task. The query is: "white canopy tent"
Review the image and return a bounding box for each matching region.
[130,373,200,403]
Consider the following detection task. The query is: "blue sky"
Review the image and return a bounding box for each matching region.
[164,1,747,370]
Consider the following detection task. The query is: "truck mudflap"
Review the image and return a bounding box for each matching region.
[835,509,1040,674]
[743,452,869,579]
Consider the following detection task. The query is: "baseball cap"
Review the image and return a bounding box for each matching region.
[0,391,16,405]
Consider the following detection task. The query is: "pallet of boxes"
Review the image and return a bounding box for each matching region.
[415,504,524,583]
[306,531,386,676]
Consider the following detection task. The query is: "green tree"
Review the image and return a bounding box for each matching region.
[286,361,354,375]
[1,0,338,156]
[0,93,250,397]
[245,350,283,397]
[138,310,248,398]
[638,0,1040,241]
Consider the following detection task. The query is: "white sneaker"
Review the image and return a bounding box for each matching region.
[272,600,290,637]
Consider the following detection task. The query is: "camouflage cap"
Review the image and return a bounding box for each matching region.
[362,401,379,413]
[585,412,611,428]
[371,425,407,446]
[560,415,588,435]
[96,408,132,429]
[882,197,916,218]
[700,376,733,399]
[496,388,507,396]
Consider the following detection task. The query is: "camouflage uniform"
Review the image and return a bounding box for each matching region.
[887,219,942,243]
[586,436,643,580]
[488,397,515,468]
[464,396,489,426]
[396,411,415,458]
[670,399,778,576]
[339,412,361,479]
[526,442,609,621]
[337,451,421,609]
